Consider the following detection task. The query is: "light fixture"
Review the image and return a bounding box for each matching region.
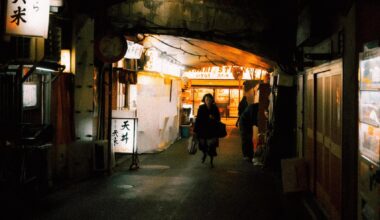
[36,61,65,72]
[60,49,71,73]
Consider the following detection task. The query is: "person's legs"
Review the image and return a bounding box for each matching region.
[210,156,214,168]
[246,132,254,160]
[199,138,207,163]
[240,127,247,158]
[202,153,207,163]
[241,127,253,161]
[208,138,218,168]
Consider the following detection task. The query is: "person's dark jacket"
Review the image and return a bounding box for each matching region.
[239,103,259,128]
[238,96,248,117]
[194,104,221,138]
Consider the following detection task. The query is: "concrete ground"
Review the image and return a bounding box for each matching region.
[8,126,312,220]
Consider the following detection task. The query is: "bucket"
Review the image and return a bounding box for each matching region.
[180,125,191,138]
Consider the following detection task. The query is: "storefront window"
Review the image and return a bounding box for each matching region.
[193,88,213,116]
[229,89,242,117]
[187,87,243,118]
[215,89,229,118]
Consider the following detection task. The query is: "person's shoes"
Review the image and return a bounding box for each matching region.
[210,163,214,168]
[243,156,250,161]
[252,158,263,166]
[202,155,206,163]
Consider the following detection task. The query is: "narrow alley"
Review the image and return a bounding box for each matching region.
[11,127,310,220]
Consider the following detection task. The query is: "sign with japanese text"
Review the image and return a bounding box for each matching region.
[124,40,144,59]
[183,66,267,80]
[111,118,137,153]
[6,0,50,38]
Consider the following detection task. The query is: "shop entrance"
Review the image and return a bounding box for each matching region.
[182,87,243,119]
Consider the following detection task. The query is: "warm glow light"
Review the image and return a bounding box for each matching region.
[144,48,184,77]
[138,75,155,85]
[60,49,71,73]
[183,66,267,80]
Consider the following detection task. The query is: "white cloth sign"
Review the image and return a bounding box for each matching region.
[6,0,50,38]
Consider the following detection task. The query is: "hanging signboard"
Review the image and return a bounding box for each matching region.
[111,118,137,153]
[183,66,266,80]
[6,0,50,38]
[124,40,144,59]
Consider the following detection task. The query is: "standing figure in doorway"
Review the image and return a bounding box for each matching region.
[236,96,248,127]
[194,93,221,168]
[239,103,259,162]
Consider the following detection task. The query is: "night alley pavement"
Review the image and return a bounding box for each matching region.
[21,127,310,220]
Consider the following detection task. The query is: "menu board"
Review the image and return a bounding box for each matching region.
[359,91,380,127]
[360,49,380,90]
[359,123,380,163]
[359,47,380,164]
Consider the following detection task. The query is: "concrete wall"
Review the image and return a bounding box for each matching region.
[68,15,96,181]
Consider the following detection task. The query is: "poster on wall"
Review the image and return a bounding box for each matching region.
[23,83,38,108]
[6,0,50,38]
[111,118,137,153]
[359,123,380,164]
[359,48,380,90]
[359,91,380,127]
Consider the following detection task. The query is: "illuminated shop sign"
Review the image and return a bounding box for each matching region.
[6,0,50,38]
[144,48,184,77]
[183,66,267,80]
[111,118,137,153]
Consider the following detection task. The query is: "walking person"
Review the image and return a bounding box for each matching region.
[236,96,248,127]
[194,93,221,168]
[239,103,259,162]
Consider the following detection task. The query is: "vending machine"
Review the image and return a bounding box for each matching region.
[358,47,380,220]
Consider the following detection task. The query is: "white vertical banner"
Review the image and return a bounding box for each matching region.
[6,0,50,38]
[111,118,137,153]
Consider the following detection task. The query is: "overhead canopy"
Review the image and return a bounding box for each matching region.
[139,34,273,71]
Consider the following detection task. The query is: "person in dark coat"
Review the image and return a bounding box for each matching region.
[239,103,259,162]
[236,96,248,127]
[194,93,221,168]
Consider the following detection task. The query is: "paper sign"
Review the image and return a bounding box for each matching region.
[6,0,50,38]
[111,118,137,153]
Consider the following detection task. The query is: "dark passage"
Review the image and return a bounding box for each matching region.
[16,127,310,220]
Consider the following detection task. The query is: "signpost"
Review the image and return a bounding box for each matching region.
[111,118,139,170]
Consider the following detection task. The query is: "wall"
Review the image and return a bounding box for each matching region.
[66,14,95,181]
[342,4,357,220]
[136,73,180,153]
